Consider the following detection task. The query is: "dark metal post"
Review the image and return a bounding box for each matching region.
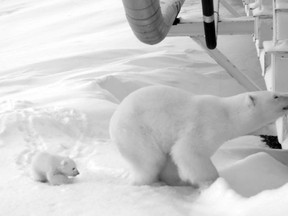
[201,0,217,49]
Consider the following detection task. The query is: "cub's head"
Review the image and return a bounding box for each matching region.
[60,158,80,177]
[245,91,288,123]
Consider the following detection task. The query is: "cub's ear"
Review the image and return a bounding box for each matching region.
[248,95,256,107]
[61,159,68,166]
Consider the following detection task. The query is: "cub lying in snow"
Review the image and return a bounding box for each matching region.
[31,152,79,185]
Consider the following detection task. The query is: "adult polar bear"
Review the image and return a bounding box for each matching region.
[109,85,288,187]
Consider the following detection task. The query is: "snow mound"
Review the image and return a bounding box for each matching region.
[221,152,288,197]
[2,0,288,215]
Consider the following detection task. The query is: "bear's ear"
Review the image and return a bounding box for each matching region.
[61,159,68,167]
[248,95,256,107]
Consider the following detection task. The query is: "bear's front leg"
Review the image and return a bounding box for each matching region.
[47,171,70,185]
[171,137,219,188]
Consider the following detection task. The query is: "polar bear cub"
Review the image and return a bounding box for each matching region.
[31,152,79,185]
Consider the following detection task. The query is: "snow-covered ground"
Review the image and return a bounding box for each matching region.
[1,0,288,215]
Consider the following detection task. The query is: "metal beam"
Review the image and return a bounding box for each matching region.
[168,17,254,37]
[193,36,263,92]
[220,0,242,17]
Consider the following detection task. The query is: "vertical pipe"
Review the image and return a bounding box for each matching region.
[201,0,217,49]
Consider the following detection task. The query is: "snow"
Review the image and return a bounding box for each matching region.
[1,0,288,215]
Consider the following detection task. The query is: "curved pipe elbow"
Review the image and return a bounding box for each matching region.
[122,0,185,45]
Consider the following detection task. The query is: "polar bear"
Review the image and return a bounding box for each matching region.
[31,152,80,185]
[109,85,288,187]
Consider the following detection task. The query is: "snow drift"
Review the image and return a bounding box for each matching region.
[1,0,288,215]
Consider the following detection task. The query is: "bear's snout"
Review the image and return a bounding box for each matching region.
[275,94,288,111]
[73,170,80,176]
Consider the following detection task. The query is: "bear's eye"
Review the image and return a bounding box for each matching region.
[72,168,76,171]
[249,95,256,106]
[274,95,279,99]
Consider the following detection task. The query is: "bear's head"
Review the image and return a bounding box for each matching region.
[246,91,288,120]
[228,91,288,136]
[60,158,80,177]
[238,91,288,133]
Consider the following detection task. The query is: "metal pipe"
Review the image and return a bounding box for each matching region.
[201,0,217,49]
[122,0,185,45]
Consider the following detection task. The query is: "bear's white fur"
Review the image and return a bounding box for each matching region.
[109,86,288,187]
[31,152,79,185]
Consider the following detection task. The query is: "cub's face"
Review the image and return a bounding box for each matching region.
[60,158,80,177]
[247,91,288,122]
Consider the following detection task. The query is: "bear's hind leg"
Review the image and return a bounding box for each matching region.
[171,137,219,187]
[159,155,189,186]
[129,166,158,185]
[31,170,47,182]
[118,143,166,185]
[127,153,167,185]
[113,124,167,185]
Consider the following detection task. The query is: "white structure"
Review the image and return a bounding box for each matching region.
[122,0,288,147]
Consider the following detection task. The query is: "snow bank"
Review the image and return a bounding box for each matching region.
[221,152,288,197]
[1,0,288,215]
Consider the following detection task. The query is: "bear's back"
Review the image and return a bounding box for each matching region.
[31,152,62,174]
